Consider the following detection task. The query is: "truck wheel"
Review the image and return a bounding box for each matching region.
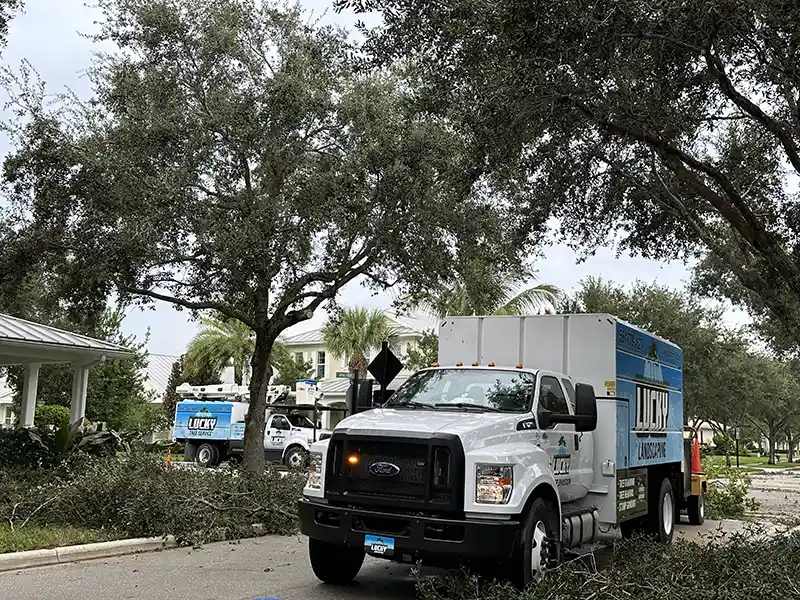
[308,537,364,584]
[648,478,675,544]
[285,446,309,470]
[195,443,219,468]
[510,497,559,588]
[687,492,705,525]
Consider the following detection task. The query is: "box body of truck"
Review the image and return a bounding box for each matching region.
[439,313,686,525]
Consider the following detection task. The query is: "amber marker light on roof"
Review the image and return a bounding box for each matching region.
[488,362,496,367]
[432,363,439,367]
[472,362,479,366]
[456,361,463,366]
[515,364,523,369]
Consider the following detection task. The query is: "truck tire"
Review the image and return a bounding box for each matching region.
[308,537,364,584]
[687,492,705,525]
[195,442,219,468]
[510,497,559,588]
[648,478,675,544]
[285,446,309,470]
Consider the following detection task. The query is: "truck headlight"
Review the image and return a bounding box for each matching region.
[475,464,513,504]
[306,451,323,490]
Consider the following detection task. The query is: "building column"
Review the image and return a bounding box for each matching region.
[70,364,90,425]
[20,363,41,428]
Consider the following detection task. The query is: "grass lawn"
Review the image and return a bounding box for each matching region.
[704,455,800,472]
[0,525,124,554]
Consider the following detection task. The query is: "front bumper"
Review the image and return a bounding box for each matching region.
[298,497,522,564]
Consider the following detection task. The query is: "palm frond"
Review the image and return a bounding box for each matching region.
[496,284,562,315]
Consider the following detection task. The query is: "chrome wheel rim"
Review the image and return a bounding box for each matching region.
[198,447,211,464]
[288,451,305,469]
[663,492,674,536]
[530,521,548,576]
[699,493,705,520]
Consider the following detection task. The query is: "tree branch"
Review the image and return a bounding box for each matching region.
[703,47,800,176]
[122,286,256,329]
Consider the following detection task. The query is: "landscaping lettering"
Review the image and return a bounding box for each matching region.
[637,440,667,461]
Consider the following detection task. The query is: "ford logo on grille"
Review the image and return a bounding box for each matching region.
[368,461,400,476]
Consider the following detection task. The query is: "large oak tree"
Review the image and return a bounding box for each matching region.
[340,0,800,346]
[0,0,526,472]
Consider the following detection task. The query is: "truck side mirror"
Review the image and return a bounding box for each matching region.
[574,383,598,432]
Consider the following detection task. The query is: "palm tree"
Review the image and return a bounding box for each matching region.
[184,316,255,385]
[407,259,561,318]
[322,308,399,377]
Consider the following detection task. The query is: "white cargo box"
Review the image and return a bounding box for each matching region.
[439,314,685,478]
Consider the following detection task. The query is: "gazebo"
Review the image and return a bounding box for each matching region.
[0,313,133,426]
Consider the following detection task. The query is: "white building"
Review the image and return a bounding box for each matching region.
[0,376,14,428]
[278,312,432,381]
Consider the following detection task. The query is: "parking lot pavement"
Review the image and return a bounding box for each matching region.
[0,520,756,600]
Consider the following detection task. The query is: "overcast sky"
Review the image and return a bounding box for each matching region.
[0,0,749,356]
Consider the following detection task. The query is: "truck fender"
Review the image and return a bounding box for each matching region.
[282,438,310,459]
[519,476,562,538]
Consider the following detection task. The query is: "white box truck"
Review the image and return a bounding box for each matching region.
[298,314,706,587]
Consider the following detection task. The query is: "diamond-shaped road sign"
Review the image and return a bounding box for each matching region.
[368,343,404,388]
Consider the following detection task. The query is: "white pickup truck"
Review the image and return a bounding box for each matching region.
[298,314,706,587]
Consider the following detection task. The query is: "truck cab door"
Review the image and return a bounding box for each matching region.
[536,372,590,503]
[264,414,290,455]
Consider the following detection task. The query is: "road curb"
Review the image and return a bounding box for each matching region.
[0,536,178,573]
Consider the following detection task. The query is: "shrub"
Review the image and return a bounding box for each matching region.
[0,453,305,545]
[0,428,57,470]
[34,405,70,430]
[416,528,800,600]
[702,458,759,519]
[712,434,735,456]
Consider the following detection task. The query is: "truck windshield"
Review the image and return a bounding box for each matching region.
[386,369,535,412]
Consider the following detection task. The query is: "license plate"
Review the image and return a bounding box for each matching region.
[364,534,395,557]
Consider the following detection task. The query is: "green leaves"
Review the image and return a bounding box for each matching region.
[322,307,398,374]
[404,259,561,318]
[346,0,800,349]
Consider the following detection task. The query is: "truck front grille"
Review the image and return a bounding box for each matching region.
[324,433,465,514]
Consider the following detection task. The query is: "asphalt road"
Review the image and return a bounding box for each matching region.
[0,520,752,600]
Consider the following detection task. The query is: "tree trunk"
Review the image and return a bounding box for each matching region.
[242,329,275,474]
[787,429,795,463]
[767,430,777,465]
[349,353,369,380]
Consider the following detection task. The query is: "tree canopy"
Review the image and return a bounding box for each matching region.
[339,0,800,349]
[0,0,522,472]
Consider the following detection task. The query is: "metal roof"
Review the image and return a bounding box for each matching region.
[317,376,410,397]
[0,313,133,364]
[280,312,434,346]
[142,353,180,400]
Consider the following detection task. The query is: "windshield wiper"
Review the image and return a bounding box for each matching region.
[391,400,437,410]
[434,402,500,412]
